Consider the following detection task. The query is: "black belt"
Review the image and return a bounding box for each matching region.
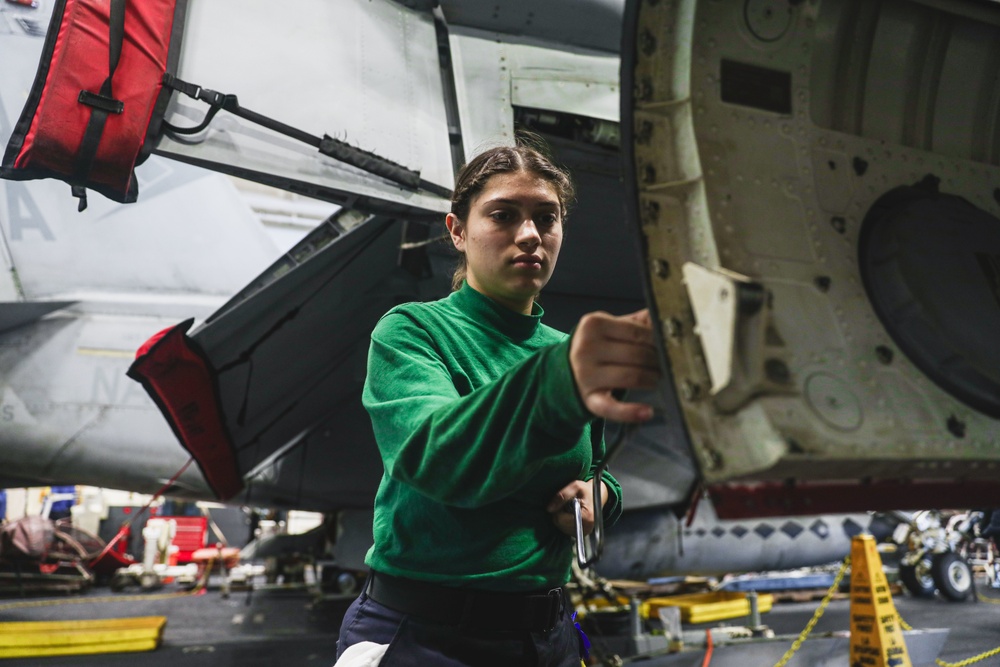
[366,571,566,632]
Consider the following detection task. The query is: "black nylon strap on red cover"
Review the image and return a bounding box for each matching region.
[71,0,126,211]
[0,0,186,208]
[127,319,244,501]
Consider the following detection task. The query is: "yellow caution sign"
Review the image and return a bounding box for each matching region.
[850,534,911,667]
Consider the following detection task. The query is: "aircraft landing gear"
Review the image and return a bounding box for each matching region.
[109,568,162,592]
[932,551,973,601]
[899,556,936,599]
[889,509,975,602]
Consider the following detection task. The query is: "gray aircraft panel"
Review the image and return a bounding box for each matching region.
[449,27,621,159]
[448,31,516,159]
[0,312,210,497]
[0,170,280,314]
[0,301,74,334]
[182,216,409,509]
[176,0,455,189]
[157,0,453,216]
[438,0,624,55]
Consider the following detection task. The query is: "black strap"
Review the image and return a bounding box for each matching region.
[159,74,229,135]
[367,571,565,632]
[78,90,124,115]
[72,0,127,211]
[160,74,451,198]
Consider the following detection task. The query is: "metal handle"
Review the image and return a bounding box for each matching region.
[573,497,589,567]
[573,423,637,569]
[573,475,607,569]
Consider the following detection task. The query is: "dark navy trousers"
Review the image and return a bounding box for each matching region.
[336,589,583,666]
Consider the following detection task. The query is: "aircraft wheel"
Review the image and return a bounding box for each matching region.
[900,556,936,598]
[109,572,131,592]
[139,572,161,590]
[932,552,973,601]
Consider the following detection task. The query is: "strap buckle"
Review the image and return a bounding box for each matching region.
[544,588,563,632]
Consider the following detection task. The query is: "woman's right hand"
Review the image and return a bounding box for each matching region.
[569,309,661,423]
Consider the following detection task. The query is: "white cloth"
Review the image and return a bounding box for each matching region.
[333,641,389,667]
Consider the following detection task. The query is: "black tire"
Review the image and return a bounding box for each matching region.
[109,572,131,592]
[932,551,973,601]
[900,556,936,598]
[139,571,161,590]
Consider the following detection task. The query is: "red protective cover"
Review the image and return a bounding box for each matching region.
[127,320,244,501]
[1,0,182,203]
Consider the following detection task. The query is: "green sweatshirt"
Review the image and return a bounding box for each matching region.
[362,282,623,592]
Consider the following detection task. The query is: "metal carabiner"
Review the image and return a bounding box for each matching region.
[572,423,637,569]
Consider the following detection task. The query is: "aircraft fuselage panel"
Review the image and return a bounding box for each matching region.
[624,0,1000,501]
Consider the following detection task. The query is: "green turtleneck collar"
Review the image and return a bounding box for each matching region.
[451,281,543,340]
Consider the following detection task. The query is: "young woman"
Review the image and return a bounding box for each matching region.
[335,141,660,666]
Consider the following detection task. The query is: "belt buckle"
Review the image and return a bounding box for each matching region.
[544,588,563,632]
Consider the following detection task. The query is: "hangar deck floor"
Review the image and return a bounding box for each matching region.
[0,575,997,666]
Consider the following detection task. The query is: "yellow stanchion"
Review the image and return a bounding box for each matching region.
[850,534,912,667]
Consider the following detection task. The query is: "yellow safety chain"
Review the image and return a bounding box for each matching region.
[897,602,1000,667]
[0,557,215,612]
[772,556,851,667]
[930,646,1000,667]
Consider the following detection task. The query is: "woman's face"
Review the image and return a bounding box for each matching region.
[446,170,564,314]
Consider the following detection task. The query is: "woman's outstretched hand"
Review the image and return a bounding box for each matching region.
[569,308,661,423]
